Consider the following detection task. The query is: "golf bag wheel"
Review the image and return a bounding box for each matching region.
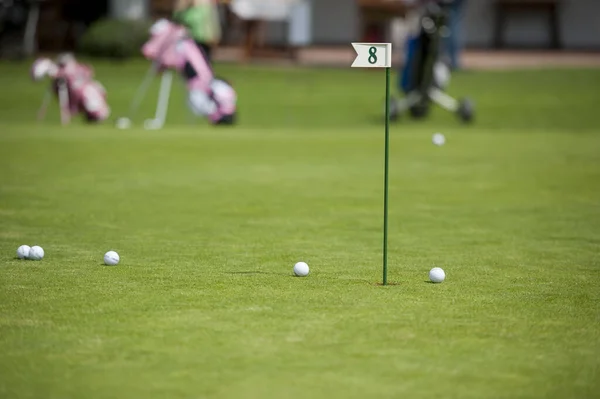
[409,102,430,119]
[457,98,474,123]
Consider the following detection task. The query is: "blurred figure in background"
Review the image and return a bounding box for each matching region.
[140,19,236,126]
[443,0,467,70]
[172,0,221,64]
[398,0,467,70]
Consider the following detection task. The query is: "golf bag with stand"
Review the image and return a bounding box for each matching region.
[31,53,111,125]
[390,0,473,122]
[117,19,237,130]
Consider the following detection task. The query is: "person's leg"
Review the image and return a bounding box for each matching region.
[183,40,214,80]
[400,34,419,93]
[446,0,466,71]
[196,41,212,65]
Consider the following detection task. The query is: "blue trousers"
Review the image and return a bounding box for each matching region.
[444,0,466,70]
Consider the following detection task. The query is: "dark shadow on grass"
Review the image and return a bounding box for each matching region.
[374,282,401,286]
[13,257,38,262]
[225,271,303,277]
[226,271,271,275]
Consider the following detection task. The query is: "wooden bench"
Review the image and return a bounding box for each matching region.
[493,0,562,49]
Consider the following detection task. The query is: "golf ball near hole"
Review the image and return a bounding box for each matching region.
[293,262,309,277]
[432,133,446,146]
[429,267,446,283]
[29,246,44,261]
[16,245,31,259]
[104,251,120,266]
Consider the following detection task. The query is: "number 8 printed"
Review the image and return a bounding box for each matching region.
[368,47,378,64]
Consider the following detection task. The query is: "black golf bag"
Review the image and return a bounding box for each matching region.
[390,0,473,122]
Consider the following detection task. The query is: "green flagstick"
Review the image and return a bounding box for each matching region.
[351,42,393,286]
[383,66,390,286]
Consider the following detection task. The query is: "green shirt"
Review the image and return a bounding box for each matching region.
[173,5,220,44]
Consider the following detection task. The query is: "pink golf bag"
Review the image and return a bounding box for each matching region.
[31,55,110,125]
[141,19,236,126]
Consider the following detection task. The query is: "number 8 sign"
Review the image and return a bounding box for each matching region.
[351,43,392,68]
[350,42,393,286]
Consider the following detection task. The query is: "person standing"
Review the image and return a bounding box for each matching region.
[444,0,467,70]
[172,0,221,63]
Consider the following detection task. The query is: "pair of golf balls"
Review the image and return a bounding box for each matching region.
[292,262,444,283]
[16,245,44,260]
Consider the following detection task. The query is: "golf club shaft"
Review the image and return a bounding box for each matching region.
[127,63,159,118]
[129,28,181,119]
[153,71,173,124]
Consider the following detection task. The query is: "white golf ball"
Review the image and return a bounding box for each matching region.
[104,251,120,266]
[116,117,131,129]
[293,261,309,277]
[16,245,31,259]
[429,267,446,283]
[29,246,44,261]
[432,133,446,146]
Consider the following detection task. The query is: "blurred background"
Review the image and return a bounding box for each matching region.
[1,0,599,68]
[0,5,599,396]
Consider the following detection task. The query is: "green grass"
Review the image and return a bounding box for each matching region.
[0,61,599,399]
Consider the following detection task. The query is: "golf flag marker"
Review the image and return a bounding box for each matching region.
[351,42,393,286]
[351,43,392,68]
